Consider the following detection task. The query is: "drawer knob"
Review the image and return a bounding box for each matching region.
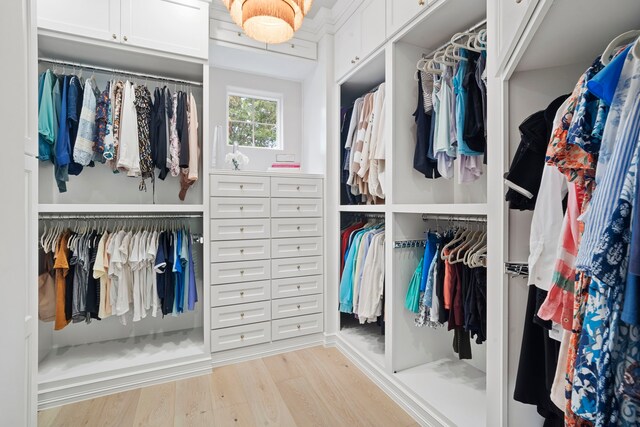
[296,186,300,190]
[240,227,244,232]
[355,56,360,61]
[419,0,425,5]
[240,206,244,211]
[240,270,245,275]
[240,184,244,189]
[297,206,301,211]
[112,33,117,40]
[297,265,301,270]
[237,32,242,37]
[297,226,301,231]
[351,59,356,64]
[123,35,128,42]
[291,44,295,48]
[297,246,301,250]
[297,285,301,290]
[297,324,301,329]
[240,291,244,296]
[240,249,245,254]
[297,305,301,309]
[240,313,245,318]
[240,334,245,339]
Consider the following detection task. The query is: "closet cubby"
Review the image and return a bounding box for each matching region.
[390,213,486,427]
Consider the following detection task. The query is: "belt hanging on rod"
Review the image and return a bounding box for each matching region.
[38,57,203,87]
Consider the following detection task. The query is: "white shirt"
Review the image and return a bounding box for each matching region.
[116,81,140,176]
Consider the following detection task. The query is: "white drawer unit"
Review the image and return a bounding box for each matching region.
[209,18,267,50]
[271,218,323,238]
[208,172,324,354]
[271,256,323,279]
[271,198,323,218]
[210,218,270,241]
[211,259,271,285]
[210,197,270,219]
[210,281,271,307]
[211,239,270,263]
[211,321,272,352]
[271,237,323,259]
[271,294,323,320]
[272,313,323,341]
[210,174,270,198]
[211,300,271,329]
[271,177,323,198]
[267,38,318,61]
[272,276,324,299]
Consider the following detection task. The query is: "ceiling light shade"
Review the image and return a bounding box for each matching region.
[243,0,298,44]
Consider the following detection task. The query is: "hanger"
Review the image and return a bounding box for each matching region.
[601,30,640,65]
[441,223,466,260]
[450,226,479,264]
[463,227,486,266]
[465,34,483,53]
[433,50,456,67]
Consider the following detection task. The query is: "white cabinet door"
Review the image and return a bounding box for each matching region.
[360,0,386,59]
[387,0,426,36]
[37,0,121,43]
[121,0,208,59]
[334,10,362,81]
[497,0,540,68]
[267,37,317,60]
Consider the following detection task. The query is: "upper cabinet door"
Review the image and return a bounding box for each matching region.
[121,0,208,59]
[387,0,427,36]
[334,9,362,81]
[497,0,540,69]
[360,0,386,59]
[37,0,121,43]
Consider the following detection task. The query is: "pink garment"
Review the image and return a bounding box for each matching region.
[458,154,483,183]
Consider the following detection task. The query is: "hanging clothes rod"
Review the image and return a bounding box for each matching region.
[421,214,487,223]
[505,262,529,277]
[38,213,204,220]
[393,239,427,249]
[345,211,385,219]
[38,57,203,87]
[422,18,487,60]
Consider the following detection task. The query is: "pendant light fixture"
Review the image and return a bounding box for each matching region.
[222,0,314,44]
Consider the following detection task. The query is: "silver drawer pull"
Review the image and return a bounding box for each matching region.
[297,246,301,250]
[240,270,245,275]
[296,186,300,190]
[297,305,301,309]
[240,334,245,339]
[297,265,301,270]
[297,206,301,211]
[297,325,301,329]
[240,227,244,232]
[240,184,244,189]
[240,313,245,318]
[297,226,301,231]
[240,206,244,210]
[240,291,245,296]
[297,285,301,290]
[240,249,245,254]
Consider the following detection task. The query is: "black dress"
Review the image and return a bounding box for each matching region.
[413,72,440,179]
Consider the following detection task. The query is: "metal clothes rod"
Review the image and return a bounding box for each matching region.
[421,214,487,223]
[393,240,427,249]
[505,262,529,277]
[422,18,487,60]
[345,212,385,219]
[39,57,203,87]
[39,213,204,220]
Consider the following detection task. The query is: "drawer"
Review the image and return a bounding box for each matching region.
[267,37,318,60]
[271,218,323,238]
[211,218,270,241]
[272,313,323,341]
[210,197,270,219]
[271,237,323,259]
[271,294,323,320]
[210,174,270,198]
[211,300,271,329]
[210,281,271,307]
[211,239,270,263]
[271,256,323,279]
[211,321,271,352]
[210,19,268,50]
[271,177,322,198]
[211,259,271,285]
[271,198,323,218]
[272,275,324,299]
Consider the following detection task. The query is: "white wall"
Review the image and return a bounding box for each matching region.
[210,67,303,172]
[302,34,332,174]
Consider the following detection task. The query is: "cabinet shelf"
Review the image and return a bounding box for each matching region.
[38,204,205,214]
[392,204,488,215]
[339,205,386,213]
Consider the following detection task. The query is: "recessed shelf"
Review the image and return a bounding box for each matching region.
[392,204,488,215]
[339,205,386,213]
[38,204,205,214]
[38,328,207,386]
[395,359,486,427]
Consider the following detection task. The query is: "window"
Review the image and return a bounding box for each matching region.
[227,90,282,149]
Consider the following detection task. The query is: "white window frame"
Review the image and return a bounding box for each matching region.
[226,86,284,150]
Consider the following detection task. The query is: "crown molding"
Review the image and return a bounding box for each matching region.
[209,0,364,42]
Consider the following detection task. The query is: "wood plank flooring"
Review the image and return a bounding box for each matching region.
[38,346,418,427]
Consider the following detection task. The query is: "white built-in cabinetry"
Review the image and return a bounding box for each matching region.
[209,172,324,355]
[37,0,209,59]
[386,0,431,36]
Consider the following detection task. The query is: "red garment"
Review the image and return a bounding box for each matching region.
[340,222,365,277]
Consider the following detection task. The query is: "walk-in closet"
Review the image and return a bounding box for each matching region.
[3,0,640,426]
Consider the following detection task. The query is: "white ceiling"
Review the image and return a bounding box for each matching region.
[306,0,338,19]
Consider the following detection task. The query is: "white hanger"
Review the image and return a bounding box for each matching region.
[433,50,455,67]
[601,30,640,65]
[474,29,487,51]
[451,227,480,264]
[465,34,483,53]
[423,58,443,75]
[464,227,487,266]
[445,45,467,62]
[441,225,465,260]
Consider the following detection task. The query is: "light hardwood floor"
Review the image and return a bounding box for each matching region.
[38,346,419,427]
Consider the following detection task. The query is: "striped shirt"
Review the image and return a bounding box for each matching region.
[577,46,640,272]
